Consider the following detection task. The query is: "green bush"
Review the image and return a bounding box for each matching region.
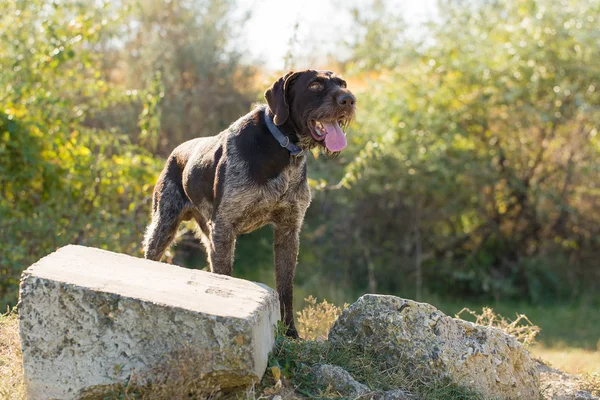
[300,0,600,302]
[0,0,162,309]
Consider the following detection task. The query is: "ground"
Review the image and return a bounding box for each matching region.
[1,298,598,399]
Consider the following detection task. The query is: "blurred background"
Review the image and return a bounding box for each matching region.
[1,0,598,373]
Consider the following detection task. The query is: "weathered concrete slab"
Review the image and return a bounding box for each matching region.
[18,245,280,400]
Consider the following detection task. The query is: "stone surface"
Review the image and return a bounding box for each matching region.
[316,364,371,397]
[538,363,599,400]
[380,389,415,400]
[18,245,280,400]
[328,294,540,400]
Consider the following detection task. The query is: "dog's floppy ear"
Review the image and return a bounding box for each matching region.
[264,71,301,126]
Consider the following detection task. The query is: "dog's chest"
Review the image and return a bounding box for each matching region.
[229,160,309,234]
[264,161,306,200]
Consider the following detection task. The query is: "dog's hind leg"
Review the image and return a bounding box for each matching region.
[143,179,187,261]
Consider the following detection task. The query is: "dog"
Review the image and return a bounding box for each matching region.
[143,69,356,338]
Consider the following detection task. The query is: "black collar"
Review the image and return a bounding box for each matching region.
[264,109,304,157]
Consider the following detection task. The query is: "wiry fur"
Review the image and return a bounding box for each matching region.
[143,70,356,338]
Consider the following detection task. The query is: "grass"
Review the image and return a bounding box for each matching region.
[532,345,600,376]
[269,330,486,399]
[1,298,599,399]
[0,309,24,400]
[267,299,551,400]
[427,297,600,376]
[455,307,540,347]
[581,372,600,397]
[430,298,600,350]
[295,296,347,341]
[267,297,494,399]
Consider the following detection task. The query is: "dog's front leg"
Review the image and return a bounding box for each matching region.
[209,222,236,276]
[273,222,301,338]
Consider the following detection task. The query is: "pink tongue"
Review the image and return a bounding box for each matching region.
[322,121,347,152]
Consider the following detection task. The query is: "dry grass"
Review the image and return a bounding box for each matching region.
[531,344,600,375]
[296,296,347,341]
[0,309,25,400]
[454,307,600,376]
[581,372,600,397]
[456,307,541,347]
[279,299,488,399]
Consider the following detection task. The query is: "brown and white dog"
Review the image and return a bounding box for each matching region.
[143,70,356,337]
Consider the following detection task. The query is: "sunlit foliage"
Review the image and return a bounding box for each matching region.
[306,0,600,302]
[0,0,157,308]
[1,0,599,309]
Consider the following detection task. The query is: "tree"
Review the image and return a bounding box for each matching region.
[100,0,258,155]
[0,0,162,309]
[308,0,600,302]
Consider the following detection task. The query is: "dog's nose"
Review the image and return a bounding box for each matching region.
[337,93,356,107]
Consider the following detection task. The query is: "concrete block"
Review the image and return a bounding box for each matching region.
[18,245,280,399]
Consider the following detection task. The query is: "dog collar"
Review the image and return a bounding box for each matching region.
[264,109,304,157]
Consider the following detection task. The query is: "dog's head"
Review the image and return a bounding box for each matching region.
[265,69,356,154]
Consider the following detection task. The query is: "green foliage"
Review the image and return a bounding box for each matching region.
[302,0,600,303]
[111,0,258,155]
[0,0,162,309]
[1,0,598,313]
[0,0,256,309]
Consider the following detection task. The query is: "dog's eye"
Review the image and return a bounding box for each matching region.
[339,81,347,88]
[309,82,323,91]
